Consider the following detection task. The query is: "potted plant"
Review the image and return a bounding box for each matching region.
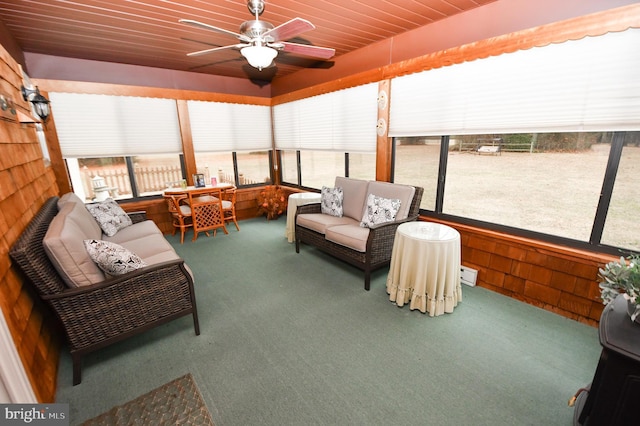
[598,254,640,322]
[256,185,287,220]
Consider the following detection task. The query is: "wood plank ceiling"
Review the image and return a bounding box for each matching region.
[0,0,496,82]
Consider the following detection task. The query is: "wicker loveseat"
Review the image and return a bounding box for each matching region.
[10,195,200,385]
[295,177,423,290]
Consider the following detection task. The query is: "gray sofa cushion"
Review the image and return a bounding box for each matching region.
[296,179,418,252]
[43,202,106,287]
[117,233,189,280]
[57,192,103,236]
[45,193,181,288]
[366,181,416,220]
[57,191,86,210]
[296,213,357,235]
[335,177,369,221]
[325,224,370,252]
[117,233,177,261]
[104,220,163,245]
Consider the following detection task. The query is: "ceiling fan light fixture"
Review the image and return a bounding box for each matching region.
[180,0,334,76]
[241,45,277,70]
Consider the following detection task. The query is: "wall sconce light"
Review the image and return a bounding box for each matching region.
[0,95,16,116]
[21,85,51,123]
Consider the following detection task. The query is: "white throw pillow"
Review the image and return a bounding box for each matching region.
[321,186,344,217]
[360,194,401,228]
[85,198,133,237]
[84,239,147,275]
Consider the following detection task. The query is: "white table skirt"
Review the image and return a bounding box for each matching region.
[286,193,322,243]
[386,222,462,316]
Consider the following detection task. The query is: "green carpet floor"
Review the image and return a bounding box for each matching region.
[55,217,601,425]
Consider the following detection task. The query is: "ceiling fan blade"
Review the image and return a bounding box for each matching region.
[187,44,247,57]
[263,17,315,42]
[179,19,251,42]
[279,42,335,59]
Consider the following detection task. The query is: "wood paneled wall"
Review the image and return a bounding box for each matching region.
[428,219,616,327]
[0,46,60,402]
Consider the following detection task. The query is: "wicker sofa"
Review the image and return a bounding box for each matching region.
[295,177,423,290]
[10,194,200,385]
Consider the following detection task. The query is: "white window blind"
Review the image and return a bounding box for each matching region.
[389,28,640,137]
[49,93,182,157]
[273,82,379,152]
[188,101,272,152]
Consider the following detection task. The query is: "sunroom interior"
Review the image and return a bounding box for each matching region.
[1,0,639,407]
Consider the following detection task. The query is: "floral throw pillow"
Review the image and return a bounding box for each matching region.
[360,194,401,228]
[84,239,147,275]
[85,198,133,237]
[321,186,344,217]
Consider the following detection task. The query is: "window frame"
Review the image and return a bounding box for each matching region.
[65,154,187,201]
[278,149,377,190]
[392,131,634,256]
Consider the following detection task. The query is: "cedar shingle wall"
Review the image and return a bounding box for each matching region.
[431,219,615,327]
[0,45,59,402]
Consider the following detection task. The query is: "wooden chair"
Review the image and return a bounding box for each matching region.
[188,189,228,241]
[164,193,193,244]
[221,186,240,231]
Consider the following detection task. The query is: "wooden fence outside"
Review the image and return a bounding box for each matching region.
[81,165,261,199]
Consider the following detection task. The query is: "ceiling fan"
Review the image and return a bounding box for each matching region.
[179,0,335,71]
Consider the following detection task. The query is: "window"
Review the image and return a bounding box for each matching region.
[600,134,640,251]
[300,151,344,188]
[443,132,609,242]
[67,155,183,200]
[236,151,272,185]
[280,150,376,189]
[393,131,640,252]
[274,83,378,188]
[132,155,184,196]
[393,138,441,211]
[280,150,298,185]
[188,101,272,187]
[49,93,183,200]
[346,152,376,181]
[192,153,235,186]
[388,29,640,253]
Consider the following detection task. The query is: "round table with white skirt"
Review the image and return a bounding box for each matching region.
[386,221,462,316]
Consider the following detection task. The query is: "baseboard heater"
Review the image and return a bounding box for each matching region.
[460,266,478,287]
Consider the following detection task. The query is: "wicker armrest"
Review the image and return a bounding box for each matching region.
[367,215,420,262]
[296,202,321,215]
[42,259,195,350]
[127,210,147,224]
[43,259,189,300]
[368,214,419,232]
